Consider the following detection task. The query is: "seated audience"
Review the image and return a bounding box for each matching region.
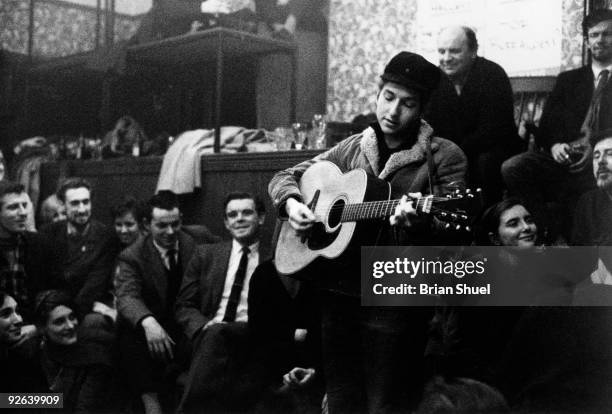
[425,26,520,206]
[115,191,217,414]
[502,9,612,241]
[111,197,147,248]
[0,290,46,392]
[248,260,323,414]
[175,192,269,413]
[35,290,121,413]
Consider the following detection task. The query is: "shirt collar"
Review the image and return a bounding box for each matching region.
[232,238,259,255]
[592,63,612,82]
[153,239,179,258]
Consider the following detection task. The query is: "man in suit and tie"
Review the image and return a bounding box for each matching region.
[503,9,612,241]
[115,191,219,414]
[175,192,267,413]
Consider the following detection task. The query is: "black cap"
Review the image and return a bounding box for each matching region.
[380,51,441,94]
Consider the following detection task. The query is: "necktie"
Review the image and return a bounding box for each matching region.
[223,246,250,322]
[166,248,181,311]
[167,248,178,274]
[586,69,609,132]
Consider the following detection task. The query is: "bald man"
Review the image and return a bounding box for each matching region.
[425,26,520,206]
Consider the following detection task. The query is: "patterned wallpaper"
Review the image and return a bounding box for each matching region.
[0,0,141,58]
[327,0,418,122]
[327,0,587,121]
[0,0,30,54]
[561,0,586,70]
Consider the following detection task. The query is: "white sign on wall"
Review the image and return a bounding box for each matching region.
[415,0,562,76]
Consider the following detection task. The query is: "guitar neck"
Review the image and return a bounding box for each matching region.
[340,196,433,222]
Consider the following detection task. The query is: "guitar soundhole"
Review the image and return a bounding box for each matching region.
[328,199,345,228]
[307,222,339,250]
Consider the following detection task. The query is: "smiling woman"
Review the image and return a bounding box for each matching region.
[35,289,123,412]
[474,197,539,248]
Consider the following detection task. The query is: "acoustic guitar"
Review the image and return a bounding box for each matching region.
[274,161,481,276]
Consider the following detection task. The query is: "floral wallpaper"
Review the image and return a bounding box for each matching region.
[326,0,418,122]
[0,0,30,54]
[561,0,586,70]
[0,0,141,58]
[327,0,588,121]
[115,16,141,44]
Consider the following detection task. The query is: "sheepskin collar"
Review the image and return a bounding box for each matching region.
[360,119,438,179]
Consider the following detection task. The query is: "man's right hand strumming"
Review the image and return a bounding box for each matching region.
[285,197,315,232]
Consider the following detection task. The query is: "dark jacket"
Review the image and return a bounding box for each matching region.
[0,231,60,319]
[537,65,612,151]
[175,241,270,340]
[115,229,207,328]
[41,220,119,316]
[425,56,520,156]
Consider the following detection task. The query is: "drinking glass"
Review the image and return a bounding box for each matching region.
[312,113,327,149]
[274,127,293,151]
[292,122,308,150]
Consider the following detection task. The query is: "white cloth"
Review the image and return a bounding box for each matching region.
[156,127,272,194]
[212,239,259,323]
[156,127,243,194]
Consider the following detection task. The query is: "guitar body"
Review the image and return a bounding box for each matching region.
[275,161,391,275]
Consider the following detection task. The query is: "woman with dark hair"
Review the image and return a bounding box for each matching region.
[473,196,538,249]
[428,198,565,385]
[35,290,121,413]
[111,197,146,248]
[1,291,46,392]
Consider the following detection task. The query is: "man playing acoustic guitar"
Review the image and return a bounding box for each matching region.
[269,52,467,413]
[503,9,612,243]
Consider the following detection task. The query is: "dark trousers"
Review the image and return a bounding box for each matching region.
[320,293,432,414]
[118,320,189,404]
[177,322,260,414]
[468,149,514,207]
[501,150,595,241]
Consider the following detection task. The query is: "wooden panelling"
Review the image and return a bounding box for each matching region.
[39,150,321,244]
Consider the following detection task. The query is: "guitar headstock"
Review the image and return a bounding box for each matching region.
[431,188,484,232]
